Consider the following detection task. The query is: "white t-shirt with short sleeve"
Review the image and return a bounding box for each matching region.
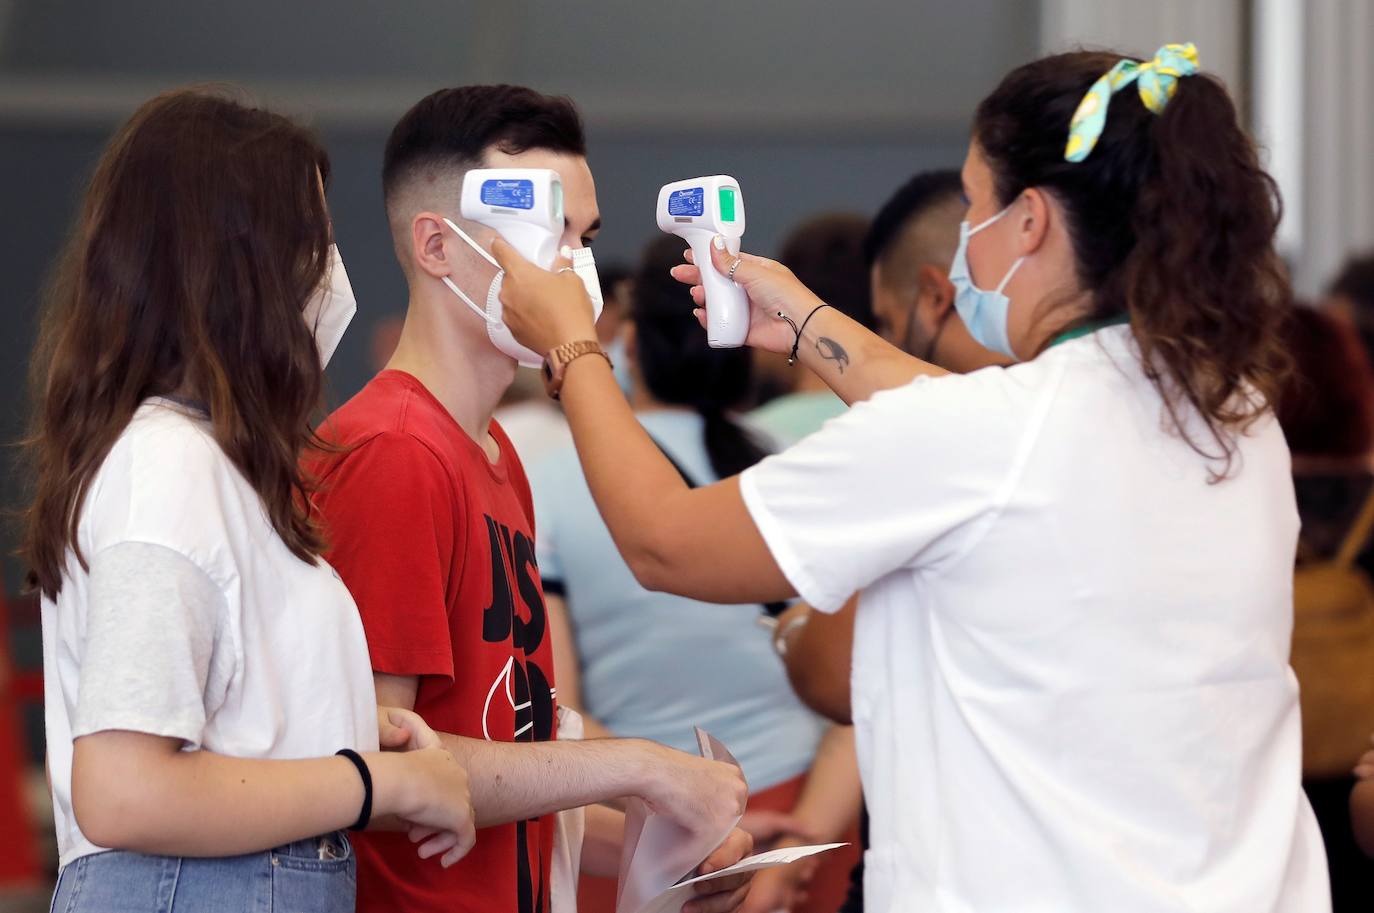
[740,326,1329,912]
[41,399,379,869]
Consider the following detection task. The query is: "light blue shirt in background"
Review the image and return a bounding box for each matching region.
[747,390,847,447]
[529,410,824,792]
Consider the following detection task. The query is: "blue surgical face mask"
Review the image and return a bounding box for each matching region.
[948,203,1025,360]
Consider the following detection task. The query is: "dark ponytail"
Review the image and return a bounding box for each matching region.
[632,235,769,479]
[974,50,1291,479]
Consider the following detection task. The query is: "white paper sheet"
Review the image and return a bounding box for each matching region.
[632,843,850,913]
[614,728,847,913]
[616,729,744,913]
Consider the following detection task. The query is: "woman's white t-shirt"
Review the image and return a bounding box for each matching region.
[740,326,1330,912]
[41,399,379,868]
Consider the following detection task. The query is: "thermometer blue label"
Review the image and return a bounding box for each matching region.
[480,179,535,210]
[667,187,705,217]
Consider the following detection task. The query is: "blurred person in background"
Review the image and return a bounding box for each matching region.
[865,170,1011,376]
[23,88,475,913]
[1274,305,1374,911]
[1355,740,1374,859]
[1324,253,1374,370]
[747,214,873,445]
[530,235,860,913]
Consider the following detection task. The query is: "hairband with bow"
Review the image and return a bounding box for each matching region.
[1064,42,1199,163]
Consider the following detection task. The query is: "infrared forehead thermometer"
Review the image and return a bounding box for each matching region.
[460,168,564,268]
[657,175,748,348]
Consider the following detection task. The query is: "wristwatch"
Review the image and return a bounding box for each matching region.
[542,340,613,400]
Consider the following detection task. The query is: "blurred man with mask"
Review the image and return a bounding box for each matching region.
[865,169,1010,372]
[311,85,754,913]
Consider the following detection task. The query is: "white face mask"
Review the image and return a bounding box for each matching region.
[302,243,357,369]
[440,218,603,367]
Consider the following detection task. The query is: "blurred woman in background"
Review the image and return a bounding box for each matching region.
[529,235,859,913]
[1276,305,1374,910]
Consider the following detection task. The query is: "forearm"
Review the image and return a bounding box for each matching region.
[558,355,694,569]
[440,731,650,827]
[783,597,857,724]
[1353,779,1374,857]
[72,737,381,857]
[557,356,793,603]
[579,803,627,878]
[780,726,862,844]
[789,305,947,405]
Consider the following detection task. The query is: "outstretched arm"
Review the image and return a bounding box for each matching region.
[375,674,746,831]
[671,241,948,405]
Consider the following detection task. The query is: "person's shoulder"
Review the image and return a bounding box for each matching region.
[869,358,1048,416]
[318,372,463,474]
[320,371,435,446]
[86,401,250,569]
[107,400,234,491]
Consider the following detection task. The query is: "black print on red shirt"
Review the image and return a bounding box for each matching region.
[480,514,552,913]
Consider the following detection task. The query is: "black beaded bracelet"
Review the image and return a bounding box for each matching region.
[336,748,373,832]
[777,303,834,366]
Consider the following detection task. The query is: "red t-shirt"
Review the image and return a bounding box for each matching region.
[313,370,557,913]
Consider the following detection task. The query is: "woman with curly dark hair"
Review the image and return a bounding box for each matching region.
[494,43,1328,911]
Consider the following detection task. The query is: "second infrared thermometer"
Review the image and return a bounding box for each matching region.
[657,175,748,347]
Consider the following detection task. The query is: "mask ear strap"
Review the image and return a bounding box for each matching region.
[995,257,1026,294]
[972,193,1027,235]
[442,276,494,323]
[442,217,502,270]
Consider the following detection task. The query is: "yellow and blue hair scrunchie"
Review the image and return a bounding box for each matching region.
[1064,42,1199,163]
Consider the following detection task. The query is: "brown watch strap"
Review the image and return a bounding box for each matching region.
[542,340,612,400]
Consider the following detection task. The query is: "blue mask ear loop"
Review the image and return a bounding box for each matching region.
[967,201,1025,294]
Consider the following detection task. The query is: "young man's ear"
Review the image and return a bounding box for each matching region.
[916,263,956,321]
[411,213,451,280]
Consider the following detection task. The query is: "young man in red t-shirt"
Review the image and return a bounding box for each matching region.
[313,86,754,913]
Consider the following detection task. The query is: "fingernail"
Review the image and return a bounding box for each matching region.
[712,235,725,250]
[559,244,572,258]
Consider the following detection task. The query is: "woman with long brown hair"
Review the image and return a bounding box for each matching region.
[491,44,1329,911]
[25,88,474,913]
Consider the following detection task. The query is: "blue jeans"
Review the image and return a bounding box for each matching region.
[50,833,355,913]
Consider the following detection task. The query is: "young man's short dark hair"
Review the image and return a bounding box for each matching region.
[382,84,586,205]
[863,169,963,271]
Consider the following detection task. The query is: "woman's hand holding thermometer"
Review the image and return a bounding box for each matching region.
[657,176,751,347]
[669,241,826,356]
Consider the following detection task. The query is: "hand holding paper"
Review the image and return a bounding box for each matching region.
[615,729,848,913]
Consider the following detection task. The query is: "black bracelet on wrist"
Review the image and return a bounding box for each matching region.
[336,748,373,832]
[776,303,834,366]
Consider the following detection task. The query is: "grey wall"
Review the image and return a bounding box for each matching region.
[0,0,1040,589]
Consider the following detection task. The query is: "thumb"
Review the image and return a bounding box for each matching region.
[709,234,749,284]
[489,235,529,274]
[378,718,410,750]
